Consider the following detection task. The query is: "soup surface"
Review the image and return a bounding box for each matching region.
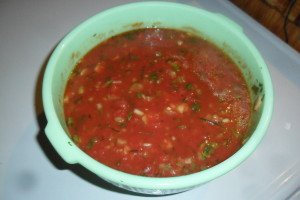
[64,28,251,177]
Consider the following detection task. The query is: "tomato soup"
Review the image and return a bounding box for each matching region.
[63,28,252,177]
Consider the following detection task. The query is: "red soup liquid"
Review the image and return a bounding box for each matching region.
[64,28,252,177]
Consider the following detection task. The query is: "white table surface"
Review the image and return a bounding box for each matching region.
[1,0,300,199]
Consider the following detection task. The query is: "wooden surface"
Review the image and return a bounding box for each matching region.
[231,0,300,52]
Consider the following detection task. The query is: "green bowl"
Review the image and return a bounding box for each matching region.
[42,1,273,195]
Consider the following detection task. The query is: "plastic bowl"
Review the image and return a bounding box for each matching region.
[42,2,273,195]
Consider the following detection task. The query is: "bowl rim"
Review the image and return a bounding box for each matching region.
[42,1,274,191]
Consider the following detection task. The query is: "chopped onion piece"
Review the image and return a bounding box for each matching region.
[114,117,125,123]
[254,95,263,111]
[143,143,152,147]
[96,103,103,110]
[133,108,144,116]
[176,103,189,114]
[142,115,148,124]
[113,80,122,84]
[117,138,127,145]
[222,118,230,123]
